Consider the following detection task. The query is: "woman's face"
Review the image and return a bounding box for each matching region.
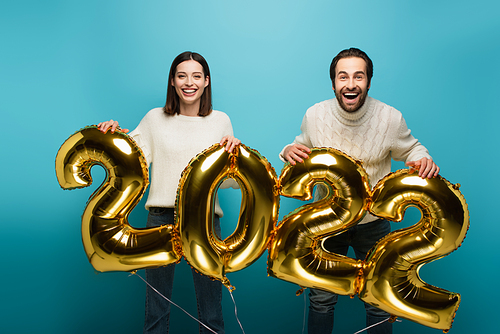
[171,60,209,107]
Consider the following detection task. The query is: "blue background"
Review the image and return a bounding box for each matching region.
[1,1,498,333]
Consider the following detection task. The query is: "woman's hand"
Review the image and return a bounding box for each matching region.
[97,120,129,134]
[220,135,241,153]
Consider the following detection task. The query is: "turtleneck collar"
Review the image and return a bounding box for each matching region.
[330,96,374,126]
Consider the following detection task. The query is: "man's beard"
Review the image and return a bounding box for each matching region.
[335,87,369,113]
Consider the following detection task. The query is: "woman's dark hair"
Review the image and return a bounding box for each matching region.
[164,51,212,116]
[329,48,373,88]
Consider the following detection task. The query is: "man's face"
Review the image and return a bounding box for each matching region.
[333,57,370,112]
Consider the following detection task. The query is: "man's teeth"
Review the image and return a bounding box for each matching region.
[344,93,358,99]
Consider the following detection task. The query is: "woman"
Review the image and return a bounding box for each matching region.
[98,51,240,334]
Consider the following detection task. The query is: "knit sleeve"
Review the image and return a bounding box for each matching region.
[217,111,234,137]
[129,111,154,167]
[295,110,314,147]
[391,112,431,163]
[279,109,314,162]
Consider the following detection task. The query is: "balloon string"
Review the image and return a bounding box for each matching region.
[352,317,401,334]
[302,292,307,334]
[131,272,218,334]
[297,288,400,334]
[228,288,246,334]
[296,288,401,334]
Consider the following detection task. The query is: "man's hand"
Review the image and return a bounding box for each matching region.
[283,144,311,165]
[406,157,439,179]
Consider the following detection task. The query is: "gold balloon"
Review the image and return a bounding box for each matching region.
[359,169,469,331]
[176,144,279,288]
[55,126,182,272]
[268,148,371,296]
[56,129,469,331]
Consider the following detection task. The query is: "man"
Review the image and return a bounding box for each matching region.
[280,48,439,334]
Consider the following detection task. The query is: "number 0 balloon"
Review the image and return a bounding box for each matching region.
[176,144,279,289]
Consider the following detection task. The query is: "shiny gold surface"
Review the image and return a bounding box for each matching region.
[56,131,469,330]
[268,148,371,296]
[176,144,279,288]
[267,149,468,331]
[359,169,469,331]
[56,126,182,272]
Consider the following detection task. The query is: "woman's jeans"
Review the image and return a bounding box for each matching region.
[143,208,224,334]
[308,219,392,334]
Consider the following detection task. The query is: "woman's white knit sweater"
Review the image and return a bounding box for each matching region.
[281,96,431,224]
[130,108,234,216]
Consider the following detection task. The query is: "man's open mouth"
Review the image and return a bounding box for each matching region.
[343,92,359,101]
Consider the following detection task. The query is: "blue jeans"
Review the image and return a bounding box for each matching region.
[143,208,224,334]
[308,219,392,334]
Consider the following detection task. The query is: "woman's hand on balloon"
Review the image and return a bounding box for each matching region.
[97,120,129,134]
[220,135,241,153]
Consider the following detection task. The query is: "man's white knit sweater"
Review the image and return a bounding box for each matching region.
[280,96,431,224]
[130,108,234,217]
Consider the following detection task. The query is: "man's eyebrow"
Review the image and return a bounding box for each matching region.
[337,70,366,76]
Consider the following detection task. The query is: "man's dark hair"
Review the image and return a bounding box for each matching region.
[329,48,373,88]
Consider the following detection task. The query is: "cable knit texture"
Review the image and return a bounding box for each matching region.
[281,96,431,224]
[130,108,234,216]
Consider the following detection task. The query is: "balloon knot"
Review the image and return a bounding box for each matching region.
[222,278,235,292]
[295,287,306,296]
[388,315,398,323]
